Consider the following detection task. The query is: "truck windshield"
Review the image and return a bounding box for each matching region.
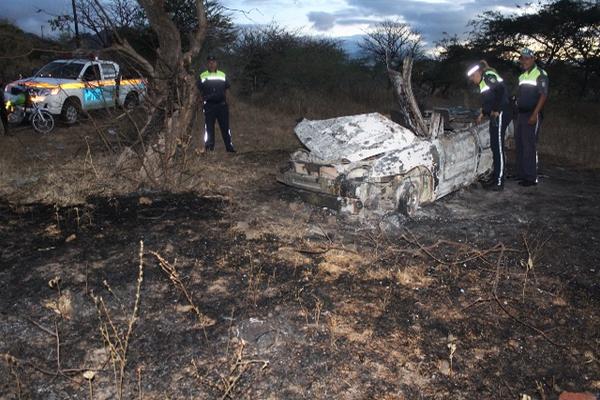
[35,61,85,79]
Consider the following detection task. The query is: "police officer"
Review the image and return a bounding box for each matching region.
[0,84,7,136]
[467,60,512,191]
[197,55,235,153]
[516,48,548,186]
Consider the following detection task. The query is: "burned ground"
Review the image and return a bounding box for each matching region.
[0,116,599,399]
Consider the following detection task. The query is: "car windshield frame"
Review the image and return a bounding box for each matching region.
[35,61,85,80]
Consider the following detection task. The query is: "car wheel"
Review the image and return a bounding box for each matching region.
[61,99,80,124]
[397,181,420,217]
[123,92,139,110]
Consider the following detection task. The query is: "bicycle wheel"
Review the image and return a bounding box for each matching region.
[32,110,55,134]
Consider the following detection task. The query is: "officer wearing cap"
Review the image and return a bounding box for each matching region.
[197,55,235,153]
[467,60,512,190]
[516,48,548,186]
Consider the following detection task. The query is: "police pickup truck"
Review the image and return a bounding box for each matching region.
[4,58,145,124]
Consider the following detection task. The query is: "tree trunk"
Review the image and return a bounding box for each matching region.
[387,57,428,137]
[116,0,207,187]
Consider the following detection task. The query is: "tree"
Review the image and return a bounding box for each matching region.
[469,0,600,96]
[115,0,208,185]
[359,19,423,68]
[165,0,235,52]
[45,1,239,185]
[231,25,348,95]
[49,0,234,52]
[49,0,146,47]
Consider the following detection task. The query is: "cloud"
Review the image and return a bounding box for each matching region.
[306,9,380,32]
[306,0,522,43]
[307,12,337,31]
[2,0,70,35]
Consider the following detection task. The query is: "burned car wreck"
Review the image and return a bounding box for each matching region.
[279,110,509,216]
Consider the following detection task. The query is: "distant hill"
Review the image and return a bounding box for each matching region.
[0,21,66,84]
[337,35,364,59]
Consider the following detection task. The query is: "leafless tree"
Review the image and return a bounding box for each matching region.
[49,0,145,46]
[359,19,423,68]
[115,0,208,185]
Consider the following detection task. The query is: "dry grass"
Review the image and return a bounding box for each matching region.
[1,88,597,209]
[539,101,600,168]
[245,86,393,121]
[430,94,600,169]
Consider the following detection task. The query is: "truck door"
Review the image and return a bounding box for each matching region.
[100,63,118,107]
[81,63,103,110]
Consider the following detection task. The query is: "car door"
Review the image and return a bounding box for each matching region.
[100,63,118,108]
[437,129,479,194]
[81,63,103,110]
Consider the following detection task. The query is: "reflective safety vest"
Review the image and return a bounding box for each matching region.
[198,69,229,104]
[519,65,547,88]
[517,65,548,112]
[479,70,503,93]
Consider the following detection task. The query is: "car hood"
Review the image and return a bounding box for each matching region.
[294,113,418,163]
[8,78,76,89]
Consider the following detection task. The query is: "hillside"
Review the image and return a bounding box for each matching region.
[0,21,66,84]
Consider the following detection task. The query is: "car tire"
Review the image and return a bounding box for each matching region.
[61,99,80,124]
[123,92,139,110]
[397,181,420,217]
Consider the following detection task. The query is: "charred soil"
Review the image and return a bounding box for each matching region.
[0,119,599,399]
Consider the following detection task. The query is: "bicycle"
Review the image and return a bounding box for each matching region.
[5,87,55,134]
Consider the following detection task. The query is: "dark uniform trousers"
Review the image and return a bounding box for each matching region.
[490,111,511,186]
[516,112,541,183]
[204,101,233,151]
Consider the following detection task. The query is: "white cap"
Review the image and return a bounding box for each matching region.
[466,65,480,77]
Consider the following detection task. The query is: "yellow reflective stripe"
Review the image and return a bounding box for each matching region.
[480,86,491,93]
[23,81,58,89]
[22,78,144,93]
[121,79,144,85]
[60,82,86,89]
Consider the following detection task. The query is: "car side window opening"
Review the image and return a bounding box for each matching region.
[82,64,101,82]
[101,64,117,79]
[36,61,84,79]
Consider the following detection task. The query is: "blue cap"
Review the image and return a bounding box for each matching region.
[520,48,535,58]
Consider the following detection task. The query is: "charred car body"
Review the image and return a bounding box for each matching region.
[279,110,510,216]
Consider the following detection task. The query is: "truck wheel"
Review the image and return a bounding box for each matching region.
[397,181,420,217]
[61,99,80,124]
[123,92,139,110]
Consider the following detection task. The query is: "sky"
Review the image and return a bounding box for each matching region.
[2,0,524,46]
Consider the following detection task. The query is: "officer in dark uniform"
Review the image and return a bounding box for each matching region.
[516,48,548,186]
[0,84,8,136]
[467,60,512,190]
[197,55,235,152]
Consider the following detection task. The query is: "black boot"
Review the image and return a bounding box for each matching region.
[518,180,537,187]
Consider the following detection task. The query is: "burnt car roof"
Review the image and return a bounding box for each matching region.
[295,113,417,163]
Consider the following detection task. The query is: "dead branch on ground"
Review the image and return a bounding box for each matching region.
[150,250,215,330]
[218,340,269,400]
